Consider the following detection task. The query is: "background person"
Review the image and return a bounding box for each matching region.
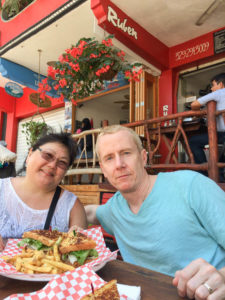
[189,73,225,180]
[76,118,94,184]
[0,132,87,252]
[0,142,16,179]
[85,125,225,300]
[76,118,93,159]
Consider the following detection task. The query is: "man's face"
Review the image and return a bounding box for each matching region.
[211,80,224,92]
[98,130,147,193]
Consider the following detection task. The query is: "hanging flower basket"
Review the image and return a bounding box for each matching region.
[0,0,35,21]
[38,35,142,104]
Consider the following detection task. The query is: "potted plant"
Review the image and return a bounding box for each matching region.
[0,0,35,21]
[22,119,51,147]
[38,35,142,104]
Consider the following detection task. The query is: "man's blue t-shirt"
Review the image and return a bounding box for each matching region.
[96,170,225,276]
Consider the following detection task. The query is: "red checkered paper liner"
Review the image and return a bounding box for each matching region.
[0,226,118,278]
[5,265,128,300]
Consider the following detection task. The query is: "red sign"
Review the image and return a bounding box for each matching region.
[91,0,169,70]
[169,32,214,68]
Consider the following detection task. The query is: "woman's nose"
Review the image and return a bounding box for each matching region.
[47,158,58,168]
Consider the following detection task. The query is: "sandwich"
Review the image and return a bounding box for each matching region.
[18,229,64,250]
[81,280,120,300]
[18,229,98,267]
[59,231,98,267]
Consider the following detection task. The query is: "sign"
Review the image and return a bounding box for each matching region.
[170,32,214,68]
[91,0,169,70]
[0,58,58,98]
[214,28,225,54]
[107,6,137,40]
[5,82,23,98]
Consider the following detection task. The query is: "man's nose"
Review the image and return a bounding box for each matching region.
[115,155,125,168]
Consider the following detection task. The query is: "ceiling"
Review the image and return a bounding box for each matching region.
[1,0,225,86]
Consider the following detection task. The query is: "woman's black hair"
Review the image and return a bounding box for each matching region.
[81,118,91,131]
[31,132,77,167]
[17,132,76,176]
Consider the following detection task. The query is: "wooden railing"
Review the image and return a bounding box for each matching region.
[124,101,225,183]
[64,101,225,184]
[65,128,103,183]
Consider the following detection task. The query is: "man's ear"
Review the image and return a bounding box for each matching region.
[219,82,224,89]
[141,148,148,165]
[99,161,108,179]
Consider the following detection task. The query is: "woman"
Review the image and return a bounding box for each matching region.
[76,118,93,159]
[0,132,87,251]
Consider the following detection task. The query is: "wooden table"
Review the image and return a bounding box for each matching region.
[0,260,187,300]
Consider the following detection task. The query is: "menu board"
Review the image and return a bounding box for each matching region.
[214,28,225,54]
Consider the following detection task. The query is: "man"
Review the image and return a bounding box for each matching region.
[86,125,225,299]
[189,73,225,175]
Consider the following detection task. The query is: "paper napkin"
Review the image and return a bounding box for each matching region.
[4,265,129,300]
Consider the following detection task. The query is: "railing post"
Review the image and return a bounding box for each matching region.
[207,101,219,182]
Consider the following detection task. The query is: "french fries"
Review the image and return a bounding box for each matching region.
[1,243,75,274]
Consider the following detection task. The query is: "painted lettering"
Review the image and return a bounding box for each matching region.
[175,42,210,61]
[108,6,138,40]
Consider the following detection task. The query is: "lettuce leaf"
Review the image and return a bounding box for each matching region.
[63,249,98,265]
[17,238,51,250]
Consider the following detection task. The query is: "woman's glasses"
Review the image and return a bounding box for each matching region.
[37,147,69,170]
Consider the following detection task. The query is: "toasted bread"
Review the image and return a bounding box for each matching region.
[22,230,64,247]
[59,232,96,254]
[81,280,120,300]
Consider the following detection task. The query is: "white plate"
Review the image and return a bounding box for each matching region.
[0,261,107,282]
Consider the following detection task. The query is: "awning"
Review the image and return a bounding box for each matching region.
[0,58,58,98]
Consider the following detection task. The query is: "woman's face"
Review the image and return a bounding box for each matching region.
[26,142,70,189]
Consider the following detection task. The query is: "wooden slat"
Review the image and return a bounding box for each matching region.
[65,168,102,175]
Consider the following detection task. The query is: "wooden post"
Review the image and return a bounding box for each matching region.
[207,101,219,182]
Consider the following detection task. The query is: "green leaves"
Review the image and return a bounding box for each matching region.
[17,238,50,250]
[22,120,51,147]
[41,34,141,102]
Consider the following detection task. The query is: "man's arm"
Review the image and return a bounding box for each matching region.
[85,205,100,225]
[173,258,225,299]
[191,100,202,110]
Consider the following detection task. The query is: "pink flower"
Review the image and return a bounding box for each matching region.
[102,38,113,47]
[59,69,65,75]
[72,99,77,105]
[47,66,56,80]
[59,94,64,102]
[59,78,67,88]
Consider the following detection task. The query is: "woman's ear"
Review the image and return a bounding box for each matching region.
[26,148,33,164]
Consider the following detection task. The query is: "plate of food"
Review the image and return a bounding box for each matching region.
[0,227,117,281]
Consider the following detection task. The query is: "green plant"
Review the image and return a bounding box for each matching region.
[38,35,142,104]
[22,120,51,147]
[0,0,35,20]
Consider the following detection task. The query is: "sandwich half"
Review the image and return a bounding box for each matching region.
[81,280,120,300]
[18,229,64,250]
[59,231,98,267]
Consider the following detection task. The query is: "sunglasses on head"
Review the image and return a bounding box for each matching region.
[37,147,69,170]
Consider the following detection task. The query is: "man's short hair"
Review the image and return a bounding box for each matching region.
[96,125,143,158]
[211,73,225,86]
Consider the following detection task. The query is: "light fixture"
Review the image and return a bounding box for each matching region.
[195,0,224,26]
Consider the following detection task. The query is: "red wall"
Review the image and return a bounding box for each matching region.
[0,86,64,151]
[0,0,69,46]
